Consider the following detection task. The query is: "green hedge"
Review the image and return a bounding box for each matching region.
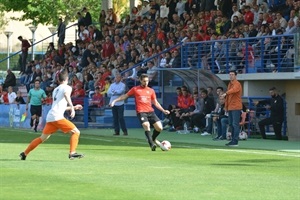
[0,53,21,71]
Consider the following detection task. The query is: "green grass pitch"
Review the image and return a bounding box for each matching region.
[0,127,299,200]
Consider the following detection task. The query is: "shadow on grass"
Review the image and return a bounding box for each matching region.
[211,163,255,166]
[234,159,285,163]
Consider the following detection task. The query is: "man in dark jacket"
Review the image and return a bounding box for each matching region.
[82,7,92,27]
[18,36,31,73]
[258,87,284,140]
[57,18,66,46]
[3,69,16,89]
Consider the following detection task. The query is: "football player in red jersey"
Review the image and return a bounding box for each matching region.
[110,74,170,151]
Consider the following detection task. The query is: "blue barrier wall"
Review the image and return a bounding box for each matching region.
[0,104,51,129]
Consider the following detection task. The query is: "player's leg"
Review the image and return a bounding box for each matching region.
[34,106,42,132]
[30,105,35,127]
[30,114,36,127]
[151,113,164,150]
[138,113,156,151]
[57,119,84,159]
[258,117,272,139]
[20,122,55,160]
[152,120,163,141]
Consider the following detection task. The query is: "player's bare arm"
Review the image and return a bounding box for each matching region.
[25,96,31,110]
[64,90,75,118]
[153,99,170,115]
[66,104,83,111]
[109,94,129,107]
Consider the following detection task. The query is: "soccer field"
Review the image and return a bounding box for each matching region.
[0,127,299,200]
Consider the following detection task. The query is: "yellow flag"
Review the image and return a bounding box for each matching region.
[21,112,27,122]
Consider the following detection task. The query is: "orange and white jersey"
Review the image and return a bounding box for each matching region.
[46,84,72,122]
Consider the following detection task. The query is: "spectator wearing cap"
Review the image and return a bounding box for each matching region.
[82,7,92,27]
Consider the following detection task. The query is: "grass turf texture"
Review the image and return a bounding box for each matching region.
[0,128,299,200]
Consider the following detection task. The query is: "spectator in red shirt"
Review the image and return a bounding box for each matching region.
[110,74,170,151]
[71,75,82,91]
[89,87,104,108]
[0,89,9,104]
[244,5,254,25]
[102,36,115,60]
[71,83,85,105]
[156,27,166,42]
[171,87,194,130]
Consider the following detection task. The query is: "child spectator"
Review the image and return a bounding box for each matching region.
[15,90,26,104]
[0,88,9,104]
[89,87,104,108]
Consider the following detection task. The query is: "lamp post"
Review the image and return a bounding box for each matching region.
[48,26,56,44]
[4,31,13,70]
[29,26,37,60]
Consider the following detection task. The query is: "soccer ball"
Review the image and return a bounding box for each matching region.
[239,131,248,140]
[161,140,171,151]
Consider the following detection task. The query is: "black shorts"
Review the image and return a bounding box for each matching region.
[137,112,160,125]
[30,105,42,116]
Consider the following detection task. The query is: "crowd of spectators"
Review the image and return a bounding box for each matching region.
[2,0,299,107]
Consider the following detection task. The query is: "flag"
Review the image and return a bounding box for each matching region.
[21,112,27,122]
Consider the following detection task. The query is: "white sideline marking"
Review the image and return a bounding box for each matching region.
[2,128,299,157]
[212,148,300,158]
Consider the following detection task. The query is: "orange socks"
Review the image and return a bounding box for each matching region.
[70,132,80,154]
[24,137,43,155]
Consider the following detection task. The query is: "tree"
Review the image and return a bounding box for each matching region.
[0,0,102,26]
[112,0,130,22]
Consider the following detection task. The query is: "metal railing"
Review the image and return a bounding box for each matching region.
[181,34,297,73]
[0,23,77,69]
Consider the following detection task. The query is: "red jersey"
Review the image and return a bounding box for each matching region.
[177,94,194,109]
[90,93,104,107]
[1,92,9,104]
[127,86,156,113]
